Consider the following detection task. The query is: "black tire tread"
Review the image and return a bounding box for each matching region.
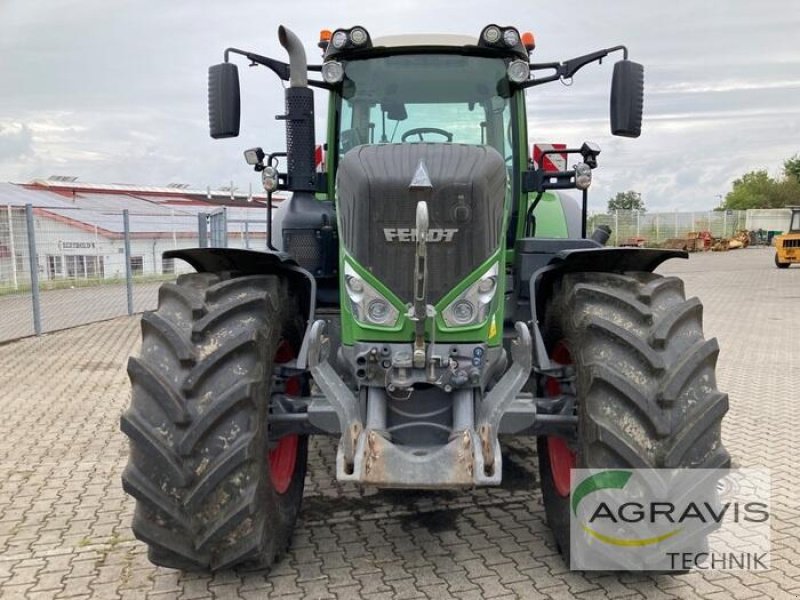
[539,270,729,562]
[121,272,307,571]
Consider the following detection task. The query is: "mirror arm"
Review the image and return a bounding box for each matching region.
[224,47,291,81]
[222,50,333,90]
[520,45,629,88]
[308,79,334,91]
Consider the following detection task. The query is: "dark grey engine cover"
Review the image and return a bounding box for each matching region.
[337,143,506,303]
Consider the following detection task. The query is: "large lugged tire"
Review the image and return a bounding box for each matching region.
[121,273,308,571]
[537,271,730,561]
[775,253,790,268]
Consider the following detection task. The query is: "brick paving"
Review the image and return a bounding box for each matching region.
[0,247,798,599]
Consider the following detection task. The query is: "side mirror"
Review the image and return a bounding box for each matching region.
[610,60,644,138]
[208,63,241,139]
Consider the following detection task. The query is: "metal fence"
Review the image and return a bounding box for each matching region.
[0,204,774,343]
[588,210,748,246]
[0,205,266,343]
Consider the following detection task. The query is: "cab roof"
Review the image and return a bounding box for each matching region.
[371,34,478,49]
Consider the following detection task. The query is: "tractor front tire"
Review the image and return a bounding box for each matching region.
[538,272,730,563]
[121,273,307,571]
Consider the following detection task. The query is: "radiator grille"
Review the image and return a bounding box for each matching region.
[284,230,320,271]
[336,144,506,303]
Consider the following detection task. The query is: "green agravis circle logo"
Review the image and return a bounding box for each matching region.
[572,470,682,547]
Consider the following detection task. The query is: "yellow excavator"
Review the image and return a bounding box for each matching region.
[775,207,800,268]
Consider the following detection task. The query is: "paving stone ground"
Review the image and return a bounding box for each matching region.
[0,247,798,599]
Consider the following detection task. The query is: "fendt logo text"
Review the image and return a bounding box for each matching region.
[383,228,458,242]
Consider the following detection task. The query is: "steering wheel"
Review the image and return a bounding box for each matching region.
[401,127,454,143]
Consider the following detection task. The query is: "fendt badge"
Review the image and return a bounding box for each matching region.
[383,228,458,242]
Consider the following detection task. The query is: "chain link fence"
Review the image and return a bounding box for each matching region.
[588,210,749,247]
[0,205,267,343]
[0,202,783,343]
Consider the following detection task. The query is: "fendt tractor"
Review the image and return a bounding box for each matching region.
[121,25,730,571]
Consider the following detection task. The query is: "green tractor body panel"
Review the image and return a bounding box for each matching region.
[340,249,506,346]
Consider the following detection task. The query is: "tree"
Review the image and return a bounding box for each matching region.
[720,168,800,210]
[608,190,645,212]
[784,155,800,182]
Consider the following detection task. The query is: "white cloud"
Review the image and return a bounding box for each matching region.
[0,0,798,210]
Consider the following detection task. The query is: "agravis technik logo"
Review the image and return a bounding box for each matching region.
[570,469,771,571]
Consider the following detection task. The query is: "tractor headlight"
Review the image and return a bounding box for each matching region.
[349,27,368,46]
[482,26,502,44]
[331,30,348,49]
[507,59,530,83]
[502,28,520,47]
[575,162,592,190]
[321,61,344,84]
[442,263,499,327]
[344,264,399,327]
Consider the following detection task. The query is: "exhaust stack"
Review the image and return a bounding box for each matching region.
[278,25,309,88]
[277,25,316,192]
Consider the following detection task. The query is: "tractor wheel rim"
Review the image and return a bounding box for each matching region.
[269,339,300,495]
[546,341,577,498]
[269,434,299,495]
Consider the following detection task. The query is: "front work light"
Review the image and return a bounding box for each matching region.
[350,27,368,45]
[482,26,502,44]
[243,147,265,167]
[262,165,279,192]
[507,59,531,83]
[575,163,593,190]
[331,30,348,49]
[503,28,520,47]
[322,61,345,83]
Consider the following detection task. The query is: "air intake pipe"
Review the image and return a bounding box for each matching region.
[278,26,316,192]
[277,26,336,279]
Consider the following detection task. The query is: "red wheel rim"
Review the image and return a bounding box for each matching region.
[546,341,577,498]
[269,340,300,495]
[269,435,299,495]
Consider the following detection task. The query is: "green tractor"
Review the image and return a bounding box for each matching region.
[121,25,729,570]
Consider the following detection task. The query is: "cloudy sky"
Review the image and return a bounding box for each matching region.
[1,1,798,211]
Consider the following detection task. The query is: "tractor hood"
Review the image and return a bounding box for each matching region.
[337,143,506,303]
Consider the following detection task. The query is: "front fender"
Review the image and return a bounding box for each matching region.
[164,247,317,366]
[528,247,688,370]
[543,247,688,275]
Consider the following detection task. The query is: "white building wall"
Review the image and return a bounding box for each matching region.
[745,209,793,233]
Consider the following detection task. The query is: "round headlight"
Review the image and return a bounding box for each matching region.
[321,61,344,84]
[482,26,501,44]
[477,276,497,294]
[503,28,520,47]
[452,300,475,324]
[345,274,364,294]
[507,60,530,83]
[367,299,391,323]
[262,166,279,193]
[331,30,348,49]
[350,27,368,46]
[575,163,593,190]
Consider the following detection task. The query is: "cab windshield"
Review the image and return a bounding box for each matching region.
[338,54,513,160]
